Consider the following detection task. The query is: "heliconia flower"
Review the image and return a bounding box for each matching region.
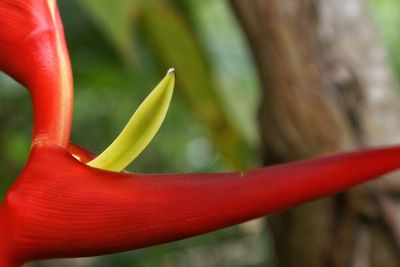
[0,1,400,266]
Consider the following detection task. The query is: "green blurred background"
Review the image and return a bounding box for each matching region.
[0,0,399,266]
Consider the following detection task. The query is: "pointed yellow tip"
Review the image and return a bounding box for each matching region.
[167,67,175,75]
[88,69,175,171]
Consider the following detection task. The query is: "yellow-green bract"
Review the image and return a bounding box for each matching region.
[88,69,175,171]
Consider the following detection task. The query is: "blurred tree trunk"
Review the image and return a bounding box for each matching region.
[231,0,400,267]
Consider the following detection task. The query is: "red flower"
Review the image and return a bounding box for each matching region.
[0,1,399,266]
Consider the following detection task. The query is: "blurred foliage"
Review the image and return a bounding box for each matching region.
[0,0,398,266]
[76,0,139,66]
[369,0,400,76]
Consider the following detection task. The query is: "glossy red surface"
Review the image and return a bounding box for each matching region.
[0,0,72,147]
[1,144,400,265]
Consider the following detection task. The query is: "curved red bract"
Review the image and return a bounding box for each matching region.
[1,143,400,265]
[0,0,72,147]
[0,1,399,266]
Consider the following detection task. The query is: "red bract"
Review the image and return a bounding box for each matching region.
[0,1,400,266]
[0,0,72,148]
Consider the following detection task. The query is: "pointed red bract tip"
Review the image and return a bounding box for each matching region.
[0,144,399,263]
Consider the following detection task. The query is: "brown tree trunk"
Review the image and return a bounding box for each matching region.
[230,0,400,266]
